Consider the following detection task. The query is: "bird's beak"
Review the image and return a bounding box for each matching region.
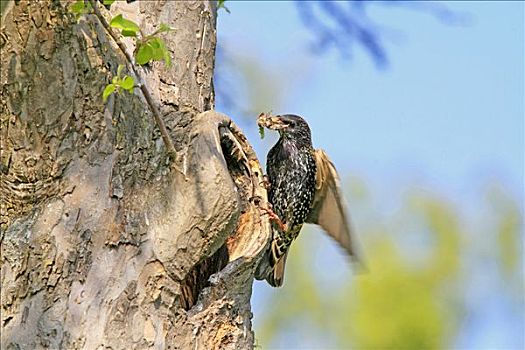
[257,113,288,130]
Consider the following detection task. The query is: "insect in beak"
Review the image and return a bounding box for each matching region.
[258,113,288,130]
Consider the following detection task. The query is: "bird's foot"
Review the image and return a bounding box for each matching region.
[249,196,287,232]
[259,206,287,232]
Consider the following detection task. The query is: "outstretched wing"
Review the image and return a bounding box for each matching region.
[307,149,358,260]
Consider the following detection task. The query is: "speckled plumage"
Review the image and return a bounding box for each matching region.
[265,115,317,287]
[255,113,360,287]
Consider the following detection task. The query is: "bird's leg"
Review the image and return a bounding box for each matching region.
[259,206,287,232]
[249,195,287,232]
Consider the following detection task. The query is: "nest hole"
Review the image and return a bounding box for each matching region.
[178,128,253,311]
[179,244,229,310]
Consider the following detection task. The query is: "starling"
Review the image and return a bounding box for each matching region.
[255,114,358,287]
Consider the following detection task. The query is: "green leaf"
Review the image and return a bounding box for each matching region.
[217,0,231,13]
[103,0,115,5]
[135,43,153,65]
[103,84,116,102]
[148,38,164,61]
[163,47,171,67]
[147,38,171,66]
[121,29,138,37]
[70,1,84,15]
[117,64,124,78]
[120,76,135,92]
[158,23,173,33]
[110,14,140,37]
[112,76,119,84]
[70,0,91,16]
[259,125,265,139]
[135,38,170,66]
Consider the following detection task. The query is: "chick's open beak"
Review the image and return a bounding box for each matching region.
[257,113,288,130]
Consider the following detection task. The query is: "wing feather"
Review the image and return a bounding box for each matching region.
[307,149,358,260]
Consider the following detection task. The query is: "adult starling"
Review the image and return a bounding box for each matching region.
[255,113,358,287]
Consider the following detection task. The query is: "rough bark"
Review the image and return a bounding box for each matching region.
[1,1,270,349]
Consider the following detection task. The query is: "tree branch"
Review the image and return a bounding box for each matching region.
[88,0,178,160]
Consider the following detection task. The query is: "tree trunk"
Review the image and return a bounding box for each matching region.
[1,1,270,349]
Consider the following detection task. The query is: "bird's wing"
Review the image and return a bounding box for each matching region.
[307,149,357,259]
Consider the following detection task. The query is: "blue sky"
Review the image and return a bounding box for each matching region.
[216,1,523,348]
[217,1,523,208]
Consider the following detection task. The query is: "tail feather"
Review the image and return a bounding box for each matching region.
[263,225,301,287]
[255,220,301,287]
[266,251,289,287]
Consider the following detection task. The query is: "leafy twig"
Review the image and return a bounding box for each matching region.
[88,0,177,160]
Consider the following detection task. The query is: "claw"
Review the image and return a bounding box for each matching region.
[260,206,287,232]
